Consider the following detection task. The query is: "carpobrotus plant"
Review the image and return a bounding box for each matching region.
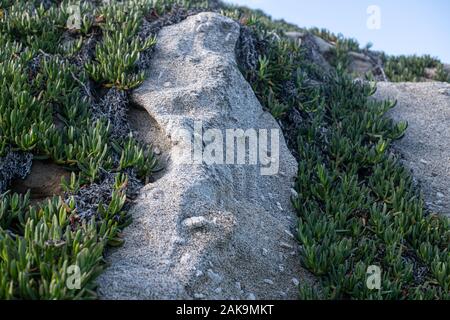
[0,0,164,299]
[0,0,449,300]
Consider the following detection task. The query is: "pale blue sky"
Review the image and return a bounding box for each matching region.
[224,0,450,63]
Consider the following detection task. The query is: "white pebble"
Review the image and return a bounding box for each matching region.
[280,241,294,249]
[263,279,274,285]
[180,253,191,264]
[292,278,300,286]
[182,216,208,229]
[172,236,185,245]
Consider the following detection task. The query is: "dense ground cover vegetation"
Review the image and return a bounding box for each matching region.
[0,0,448,299]
[382,54,450,83]
[225,4,450,299]
[0,0,164,299]
[308,27,450,83]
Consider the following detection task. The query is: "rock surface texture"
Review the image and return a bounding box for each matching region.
[374,82,450,216]
[97,12,313,299]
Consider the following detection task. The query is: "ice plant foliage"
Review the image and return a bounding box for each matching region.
[0,0,449,300]
[0,0,163,299]
[228,9,449,299]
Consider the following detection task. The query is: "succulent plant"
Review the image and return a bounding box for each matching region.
[233,8,449,300]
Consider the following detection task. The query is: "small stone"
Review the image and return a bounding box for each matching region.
[263,279,274,285]
[247,293,256,300]
[195,270,204,277]
[290,188,298,198]
[280,241,294,249]
[172,236,185,245]
[153,146,161,155]
[292,278,300,286]
[278,265,285,272]
[436,192,444,198]
[420,159,428,165]
[284,229,294,238]
[262,248,268,256]
[438,88,450,96]
[207,269,222,283]
[276,202,283,211]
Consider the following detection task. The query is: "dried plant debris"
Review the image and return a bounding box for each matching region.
[0,151,33,193]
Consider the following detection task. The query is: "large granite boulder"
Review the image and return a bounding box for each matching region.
[97,12,314,300]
